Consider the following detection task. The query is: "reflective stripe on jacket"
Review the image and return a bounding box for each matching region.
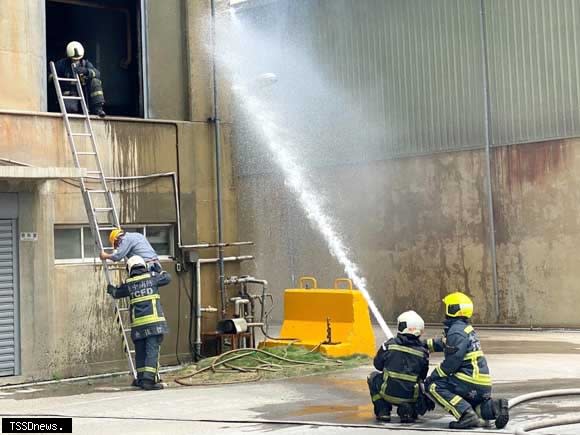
[109,271,171,341]
[426,318,492,386]
[374,334,429,404]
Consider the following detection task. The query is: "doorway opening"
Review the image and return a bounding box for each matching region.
[46,0,145,117]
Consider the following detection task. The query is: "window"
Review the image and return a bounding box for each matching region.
[46,0,145,117]
[54,224,173,263]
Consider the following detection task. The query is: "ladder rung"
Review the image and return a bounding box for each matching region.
[87,190,107,194]
[123,329,131,333]
[98,227,117,231]
[117,307,129,312]
[94,207,113,212]
[63,96,83,100]
[77,152,97,156]
[67,114,86,119]
[102,246,115,251]
[58,78,77,82]
[72,133,92,137]
[86,171,102,175]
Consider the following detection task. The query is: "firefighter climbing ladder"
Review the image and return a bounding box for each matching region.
[49,62,137,379]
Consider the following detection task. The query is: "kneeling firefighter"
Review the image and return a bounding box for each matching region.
[107,255,170,390]
[367,310,434,423]
[424,292,509,429]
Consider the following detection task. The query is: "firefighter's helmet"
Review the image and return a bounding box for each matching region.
[66,41,84,60]
[397,310,425,337]
[442,292,474,318]
[108,228,124,247]
[126,256,146,274]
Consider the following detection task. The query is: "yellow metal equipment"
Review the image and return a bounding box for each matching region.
[260,277,376,357]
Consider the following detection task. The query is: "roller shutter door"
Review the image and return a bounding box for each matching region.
[0,220,17,376]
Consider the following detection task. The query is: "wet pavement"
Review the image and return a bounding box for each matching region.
[0,328,579,434]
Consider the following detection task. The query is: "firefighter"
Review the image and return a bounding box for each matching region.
[424,292,509,429]
[100,228,163,273]
[50,41,106,117]
[367,310,434,423]
[107,255,170,390]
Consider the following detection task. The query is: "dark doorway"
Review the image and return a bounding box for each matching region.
[46,0,143,117]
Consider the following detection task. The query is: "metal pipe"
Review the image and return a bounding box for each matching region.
[194,259,202,361]
[181,241,254,249]
[210,0,226,319]
[479,0,500,321]
[199,255,254,264]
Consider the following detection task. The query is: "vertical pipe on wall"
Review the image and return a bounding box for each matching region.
[210,0,227,318]
[140,0,150,118]
[479,0,500,321]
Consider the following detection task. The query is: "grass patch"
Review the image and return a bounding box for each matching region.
[168,346,370,386]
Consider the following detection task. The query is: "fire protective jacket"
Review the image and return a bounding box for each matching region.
[107,270,171,341]
[373,334,429,404]
[426,318,492,387]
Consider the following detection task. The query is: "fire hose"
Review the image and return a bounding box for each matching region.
[509,389,580,434]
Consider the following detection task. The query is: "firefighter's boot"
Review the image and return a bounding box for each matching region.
[494,399,510,429]
[449,409,481,429]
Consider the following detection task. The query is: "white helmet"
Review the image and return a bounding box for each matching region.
[126,255,146,274]
[397,310,425,337]
[66,41,84,60]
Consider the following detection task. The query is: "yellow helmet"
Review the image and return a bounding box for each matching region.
[442,292,474,318]
[108,228,124,246]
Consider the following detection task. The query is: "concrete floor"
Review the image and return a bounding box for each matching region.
[1,327,580,434]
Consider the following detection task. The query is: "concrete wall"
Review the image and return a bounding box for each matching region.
[0,0,46,111]
[239,138,580,328]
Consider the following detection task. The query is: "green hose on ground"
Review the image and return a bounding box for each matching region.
[174,347,343,386]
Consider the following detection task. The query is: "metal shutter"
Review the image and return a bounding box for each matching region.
[0,220,17,376]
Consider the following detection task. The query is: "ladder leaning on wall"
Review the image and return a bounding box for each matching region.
[49,61,137,380]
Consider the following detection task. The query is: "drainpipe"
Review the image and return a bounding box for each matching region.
[209,0,226,319]
[479,0,500,321]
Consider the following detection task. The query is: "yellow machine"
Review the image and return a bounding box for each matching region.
[260,277,376,357]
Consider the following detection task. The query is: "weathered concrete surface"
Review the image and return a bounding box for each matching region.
[238,150,494,324]
[147,0,188,120]
[239,138,580,327]
[492,139,580,326]
[0,166,85,179]
[0,0,46,111]
[0,329,579,435]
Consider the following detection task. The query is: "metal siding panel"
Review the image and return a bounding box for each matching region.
[487,0,580,145]
[0,220,15,376]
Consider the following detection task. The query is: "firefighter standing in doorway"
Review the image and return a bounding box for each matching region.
[50,41,106,117]
[100,228,163,273]
[424,292,510,429]
[107,255,170,390]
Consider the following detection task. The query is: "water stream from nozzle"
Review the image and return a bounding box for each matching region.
[231,84,393,340]
[215,9,393,340]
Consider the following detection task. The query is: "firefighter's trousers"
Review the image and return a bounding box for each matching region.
[134,334,163,382]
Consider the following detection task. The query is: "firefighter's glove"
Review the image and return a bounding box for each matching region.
[415,392,436,415]
[106,284,116,296]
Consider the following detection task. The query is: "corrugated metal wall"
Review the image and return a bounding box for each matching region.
[236,0,580,159]
[486,0,580,146]
[310,0,485,156]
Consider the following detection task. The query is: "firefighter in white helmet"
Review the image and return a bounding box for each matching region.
[367,310,434,424]
[49,41,106,117]
[107,256,171,390]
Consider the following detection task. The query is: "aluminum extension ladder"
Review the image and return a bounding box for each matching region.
[49,62,137,379]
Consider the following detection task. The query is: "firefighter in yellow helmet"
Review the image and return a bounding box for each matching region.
[424,292,509,429]
[100,228,162,273]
